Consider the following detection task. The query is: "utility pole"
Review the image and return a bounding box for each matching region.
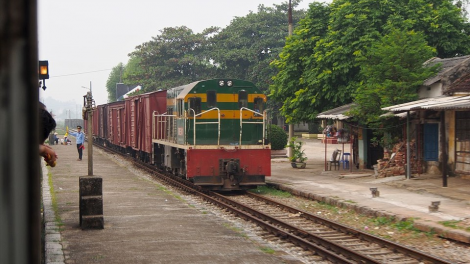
[79,82,104,229]
[85,91,93,176]
[288,0,294,160]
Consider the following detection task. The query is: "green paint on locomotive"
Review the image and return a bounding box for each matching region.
[167,79,267,146]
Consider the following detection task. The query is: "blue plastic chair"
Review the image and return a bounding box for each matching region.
[342,153,350,169]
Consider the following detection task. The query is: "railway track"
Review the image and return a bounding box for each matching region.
[97,143,455,264]
[216,192,454,264]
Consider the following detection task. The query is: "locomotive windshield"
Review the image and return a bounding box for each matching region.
[254,97,264,113]
[207,91,217,108]
[188,97,201,115]
[238,90,248,109]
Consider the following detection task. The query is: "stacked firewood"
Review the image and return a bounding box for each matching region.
[376,140,417,178]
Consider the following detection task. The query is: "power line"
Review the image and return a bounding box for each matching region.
[51,68,112,78]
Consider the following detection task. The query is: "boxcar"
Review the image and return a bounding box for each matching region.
[107,101,126,152]
[124,90,167,162]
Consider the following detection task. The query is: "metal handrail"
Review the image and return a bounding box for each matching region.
[188,108,220,146]
[152,111,177,143]
[239,108,266,146]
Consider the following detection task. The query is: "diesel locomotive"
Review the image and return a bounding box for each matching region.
[90,79,271,191]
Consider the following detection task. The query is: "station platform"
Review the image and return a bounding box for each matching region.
[270,138,470,244]
[42,141,291,264]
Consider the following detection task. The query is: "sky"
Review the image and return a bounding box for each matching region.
[38,0,323,113]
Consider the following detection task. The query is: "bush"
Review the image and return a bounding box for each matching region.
[268,124,288,150]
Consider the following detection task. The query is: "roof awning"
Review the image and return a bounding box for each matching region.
[382,95,470,111]
[316,103,354,120]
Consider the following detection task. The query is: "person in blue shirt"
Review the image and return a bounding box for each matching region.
[69,125,85,161]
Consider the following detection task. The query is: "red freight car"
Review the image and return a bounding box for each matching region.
[124,90,167,162]
[107,101,126,152]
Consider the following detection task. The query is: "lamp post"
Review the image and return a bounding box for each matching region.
[287,0,294,160]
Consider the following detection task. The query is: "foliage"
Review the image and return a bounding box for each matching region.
[350,29,440,126]
[286,136,307,163]
[250,186,292,198]
[106,63,124,103]
[127,26,219,92]
[267,124,288,150]
[269,2,331,123]
[121,56,145,86]
[270,0,470,123]
[394,218,419,232]
[207,1,306,93]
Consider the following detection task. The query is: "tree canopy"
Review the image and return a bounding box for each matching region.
[270,0,470,123]
[126,26,219,92]
[105,63,124,102]
[351,29,440,125]
[106,1,307,98]
[207,1,306,91]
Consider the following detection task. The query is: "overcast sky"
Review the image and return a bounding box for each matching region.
[38,0,323,109]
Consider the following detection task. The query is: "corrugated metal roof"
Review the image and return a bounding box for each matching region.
[382,95,470,111]
[423,55,470,86]
[445,72,470,94]
[316,103,354,120]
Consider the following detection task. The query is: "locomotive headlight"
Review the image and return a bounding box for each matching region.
[227,80,233,87]
[219,80,225,87]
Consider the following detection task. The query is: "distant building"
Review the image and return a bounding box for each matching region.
[116,83,141,101]
[65,119,83,130]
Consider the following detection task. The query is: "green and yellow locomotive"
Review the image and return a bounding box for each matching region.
[152,79,271,190]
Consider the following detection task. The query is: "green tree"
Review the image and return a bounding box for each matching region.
[351,29,440,125]
[269,2,330,123]
[127,26,219,92]
[106,63,124,102]
[121,55,144,86]
[270,0,470,123]
[208,1,306,92]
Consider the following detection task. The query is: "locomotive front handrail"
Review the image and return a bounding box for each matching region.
[239,108,266,147]
[152,111,177,143]
[188,107,220,146]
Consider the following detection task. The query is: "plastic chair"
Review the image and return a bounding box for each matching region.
[342,153,350,169]
[328,149,341,170]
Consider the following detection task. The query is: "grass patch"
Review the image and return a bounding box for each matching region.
[48,171,64,230]
[394,218,419,232]
[259,247,276,254]
[249,186,292,198]
[372,216,393,226]
[439,220,460,229]
[344,199,357,204]
[438,220,470,232]
[316,201,339,213]
[222,223,247,238]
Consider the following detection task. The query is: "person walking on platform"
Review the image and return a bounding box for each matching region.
[68,125,85,161]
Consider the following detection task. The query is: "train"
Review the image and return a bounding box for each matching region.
[87,79,271,191]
